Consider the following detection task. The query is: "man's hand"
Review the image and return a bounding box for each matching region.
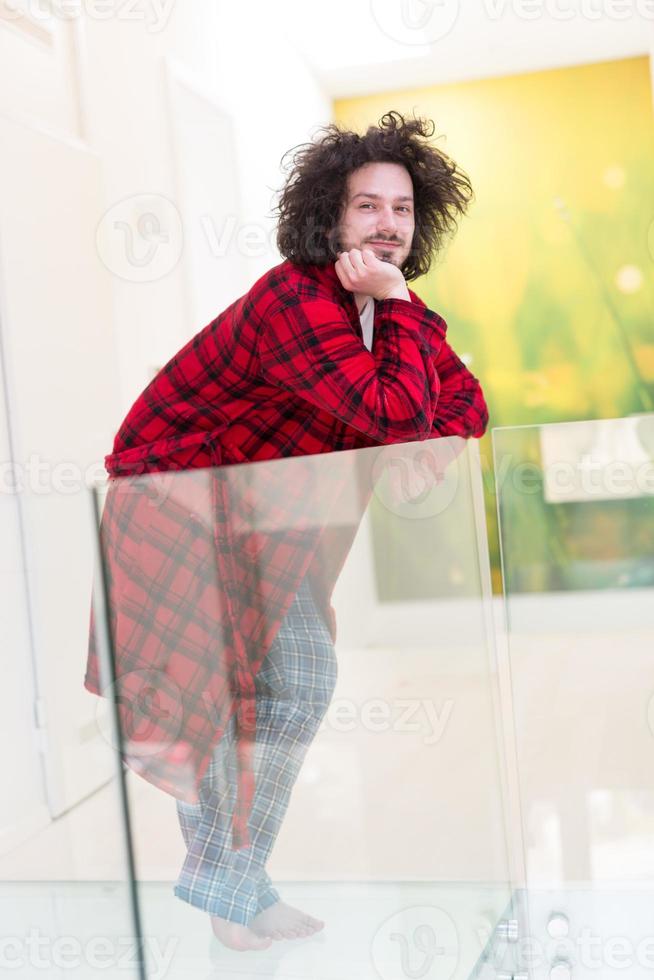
[335,248,410,302]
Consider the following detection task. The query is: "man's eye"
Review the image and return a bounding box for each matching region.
[359,204,411,212]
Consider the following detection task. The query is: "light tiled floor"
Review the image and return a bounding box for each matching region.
[0,880,510,979]
[5,881,654,979]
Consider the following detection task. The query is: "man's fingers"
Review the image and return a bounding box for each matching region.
[337,247,382,292]
[348,248,367,273]
[335,266,352,290]
[337,250,356,276]
[335,254,355,290]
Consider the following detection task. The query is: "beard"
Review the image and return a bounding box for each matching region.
[330,229,402,266]
[367,240,402,264]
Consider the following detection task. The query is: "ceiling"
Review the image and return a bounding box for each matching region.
[279,0,654,98]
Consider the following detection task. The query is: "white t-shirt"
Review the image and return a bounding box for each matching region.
[359,296,375,351]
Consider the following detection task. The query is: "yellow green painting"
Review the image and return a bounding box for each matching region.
[335,56,654,596]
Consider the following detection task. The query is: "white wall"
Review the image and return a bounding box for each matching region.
[0,0,330,851]
[79,0,331,414]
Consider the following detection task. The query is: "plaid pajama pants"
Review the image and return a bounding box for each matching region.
[173,574,338,925]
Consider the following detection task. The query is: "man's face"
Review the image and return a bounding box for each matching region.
[334,161,415,270]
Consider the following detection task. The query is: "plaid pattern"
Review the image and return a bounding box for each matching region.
[100,258,488,476]
[84,258,489,848]
[173,574,337,925]
[85,452,369,849]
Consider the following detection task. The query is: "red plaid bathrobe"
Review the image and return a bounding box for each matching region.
[84,257,489,848]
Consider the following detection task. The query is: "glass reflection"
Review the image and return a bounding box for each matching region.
[86,435,515,977]
[493,415,654,980]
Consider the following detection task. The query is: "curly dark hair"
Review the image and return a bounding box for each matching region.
[272,109,474,282]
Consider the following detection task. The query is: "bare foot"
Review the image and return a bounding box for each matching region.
[210,915,272,951]
[250,901,325,940]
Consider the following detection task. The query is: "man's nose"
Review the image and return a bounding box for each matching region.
[376,209,399,236]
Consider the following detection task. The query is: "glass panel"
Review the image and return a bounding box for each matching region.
[0,485,140,980]
[493,414,654,980]
[87,434,515,978]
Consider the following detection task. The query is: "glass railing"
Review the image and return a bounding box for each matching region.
[88,434,516,978]
[0,469,140,980]
[493,413,654,980]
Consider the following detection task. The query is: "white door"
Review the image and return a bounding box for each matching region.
[0,331,50,854]
[0,7,121,819]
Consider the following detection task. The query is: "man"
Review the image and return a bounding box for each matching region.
[84,110,489,952]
